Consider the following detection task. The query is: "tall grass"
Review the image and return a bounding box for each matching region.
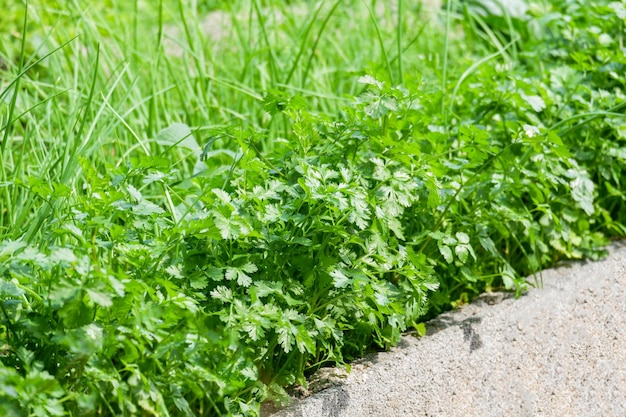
[0,0,462,242]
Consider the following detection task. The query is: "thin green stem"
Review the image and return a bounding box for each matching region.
[299,0,343,89]
[441,0,453,121]
[396,0,404,85]
[366,1,393,83]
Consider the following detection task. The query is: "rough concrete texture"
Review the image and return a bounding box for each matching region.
[270,242,626,417]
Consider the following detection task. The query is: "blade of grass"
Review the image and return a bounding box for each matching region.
[448,38,516,117]
[102,92,150,156]
[283,1,326,86]
[389,21,427,67]
[441,0,454,122]
[552,102,626,136]
[296,0,342,89]
[463,3,514,63]
[176,0,213,114]
[397,0,404,85]
[252,0,279,87]
[364,0,393,84]
[79,63,129,154]
[0,0,27,158]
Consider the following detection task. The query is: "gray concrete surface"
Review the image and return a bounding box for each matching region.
[269,241,626,417]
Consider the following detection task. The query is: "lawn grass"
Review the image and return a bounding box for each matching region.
[1,0,626,415]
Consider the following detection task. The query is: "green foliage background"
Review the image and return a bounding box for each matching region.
[1,0,625,415]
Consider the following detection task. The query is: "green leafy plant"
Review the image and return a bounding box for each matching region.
[1,0,626,415]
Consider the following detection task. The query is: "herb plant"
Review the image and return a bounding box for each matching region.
[1,0,625,415]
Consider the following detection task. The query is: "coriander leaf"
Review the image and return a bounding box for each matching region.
[567,169,595,215]
[190,276,209,290]
[439,245,454,264]
[455,232,470,244]
[330,269,351,288]
[521,93,546,112]
[132,201,165,216]
[156,123,200,153]
[455,244,469,263]
[213,212,240,239]
[127,184,142,202]
[241,262,258,274]
[0,239,26,259]
[86,289,113,307]
[210,286,233,302]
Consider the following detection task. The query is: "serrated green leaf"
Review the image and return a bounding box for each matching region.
[107,276,126,297]
[50,248,77,264]
[429,231,445,240]
[277,326,295,353]
[479,236,498,256]
[156,123,200,153]
[173,396,194,417]
[206,268,223,281]
[127,184,142,202]
[521,93,545,112]
[225,266,253,287]
[413,322,426,337]
[86,289,113,307]
[212,188,232,204]
[224,267,237,282]
[237,271,253,287]
[502,271,516,290]
[132,200,165,216]
[210,286,233,302]
[387,217,405,240]
[295,325,316,354]
[0,239,27,260]
[330,269,351,288]
[357,75,383,88]
[455,232,470,244]
[166,264,183,279]
[374,290,390,306]
[213,212,239,239]
[0,279,24,297]
[253,281,280,298]
[438,245,453,263]
[241,262,258,274]
[190,275,209,290]
[455,244,469,263]
[291,237,313,246]
[143,171,167,185]
[568,169,595,215]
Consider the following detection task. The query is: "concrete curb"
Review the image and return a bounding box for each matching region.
[269,242,626,417]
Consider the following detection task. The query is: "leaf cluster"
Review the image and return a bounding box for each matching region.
[1,0,626,416]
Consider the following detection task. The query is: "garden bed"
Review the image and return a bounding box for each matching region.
[1,1,625,415]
